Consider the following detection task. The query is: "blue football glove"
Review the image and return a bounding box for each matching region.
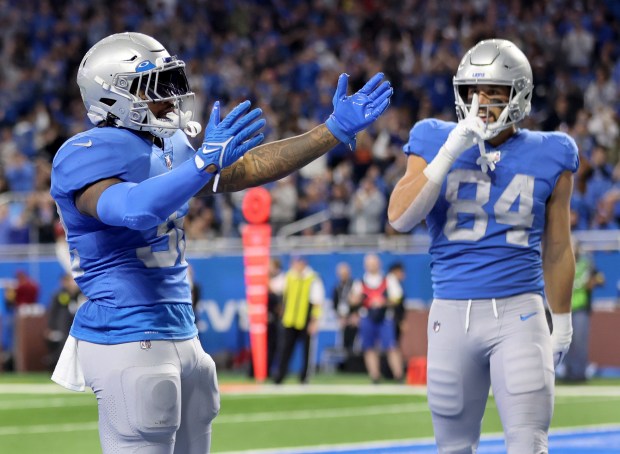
[325,72,393,151]
[195,100,266,190]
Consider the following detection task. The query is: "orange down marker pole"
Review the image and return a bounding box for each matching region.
[241,187,272,382]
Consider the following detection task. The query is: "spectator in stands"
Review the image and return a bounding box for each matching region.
[542,94,573,132]
[584,65,617,112]
[184,198,219,240]
[274,255,325,384]
[587,105,619,149]
[562,14,596,71]
[584,145,615,217]
[269,176,298,234]
[24,191,57,243]
[327,182,351,235]
[4,151,35,192]
[297,176,329,221]
[348,176,386,235]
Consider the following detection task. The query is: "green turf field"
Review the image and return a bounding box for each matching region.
[0,373,618,453]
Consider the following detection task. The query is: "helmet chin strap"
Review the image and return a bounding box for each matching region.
[477,104,510,141]
[482,88,529,139]
[147,110,202,138]
[184,120,202,138]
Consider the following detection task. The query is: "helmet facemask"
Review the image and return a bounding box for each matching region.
[122,58,198,138]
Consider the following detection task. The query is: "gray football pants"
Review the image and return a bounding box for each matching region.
[77,337,220,454]
[426,293,555,453]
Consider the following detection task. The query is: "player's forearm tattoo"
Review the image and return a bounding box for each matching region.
[215,125,338,192]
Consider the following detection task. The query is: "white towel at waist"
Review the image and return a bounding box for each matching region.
[51,335,86,392]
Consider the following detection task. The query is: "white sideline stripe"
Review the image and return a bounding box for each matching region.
[0,392,616,414]
[215,403,429,424]
[0,421,99,436]
[0,397,94,410]
[0,403,426,437]
[223,384,428,397]
[555,386,620,397]
[0,384,81,394]
[222,384,620,397]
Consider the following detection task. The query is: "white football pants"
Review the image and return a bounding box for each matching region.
[426,293,554,453]
[78,337,220,454]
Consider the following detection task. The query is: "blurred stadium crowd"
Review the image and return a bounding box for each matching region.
[1,0,620,244]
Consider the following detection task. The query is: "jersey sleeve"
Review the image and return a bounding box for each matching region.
[52,131,146,195]
[559,133,580,173]
[403,118,451,163]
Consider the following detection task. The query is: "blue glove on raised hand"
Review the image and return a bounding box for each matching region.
[325,72,393,151]
[195,100,266,190]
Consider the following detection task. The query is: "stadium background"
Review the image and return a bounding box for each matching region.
[0,0,620,452]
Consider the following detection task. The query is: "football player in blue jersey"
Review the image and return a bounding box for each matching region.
[49,32,392,454]
[388,39,578,453]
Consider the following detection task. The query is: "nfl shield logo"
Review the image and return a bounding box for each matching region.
[433,321,441,333]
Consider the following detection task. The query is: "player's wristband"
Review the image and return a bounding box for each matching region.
[551,312,572,340]
[423,147,454,184]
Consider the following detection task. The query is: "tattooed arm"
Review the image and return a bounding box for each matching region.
[197,124,339,194]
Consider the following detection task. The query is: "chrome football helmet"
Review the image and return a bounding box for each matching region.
[453,39,533,139]
[77,32,201,138]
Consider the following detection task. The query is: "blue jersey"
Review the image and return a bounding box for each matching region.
[50,127,198,344]
[405,119,579,299]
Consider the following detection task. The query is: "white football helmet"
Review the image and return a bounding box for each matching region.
[453,39,533,140]
[77,32,201,138]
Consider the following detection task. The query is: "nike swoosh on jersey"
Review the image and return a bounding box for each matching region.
[73,139,93,147]
[519,311,538,321]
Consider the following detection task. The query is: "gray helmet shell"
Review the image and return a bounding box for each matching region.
[77,32,196,138]
[453,39,533,138]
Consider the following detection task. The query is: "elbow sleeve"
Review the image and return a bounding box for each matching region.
[97,182,166,230]
[96,158,213,230]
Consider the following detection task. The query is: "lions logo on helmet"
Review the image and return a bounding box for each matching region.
[453,39,533,140]
[136,60,157,72]
[77,32,201,138]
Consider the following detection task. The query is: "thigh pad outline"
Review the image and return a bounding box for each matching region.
[503,343,547,395]
[193,352,220,425]
[121,364,181,438]
[427,366,464,417]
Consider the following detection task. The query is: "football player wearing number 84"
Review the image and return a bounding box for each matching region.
[50,32,392,454]
[388,39,578,453]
